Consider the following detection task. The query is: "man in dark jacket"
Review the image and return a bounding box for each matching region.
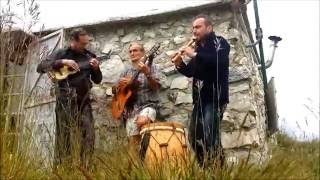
[37,28,102,168]
[173,15,230,166]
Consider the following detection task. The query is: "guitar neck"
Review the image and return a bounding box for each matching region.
[76,54,109,70]
[129,43,160,83]
[130,55,153,83]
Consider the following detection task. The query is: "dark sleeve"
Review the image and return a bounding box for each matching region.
[90,68,102,84]
[195,39,230,67]
[86,50,102,84]
[36,49,65,73]
[176,60,194,78]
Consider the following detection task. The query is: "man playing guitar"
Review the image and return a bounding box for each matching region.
[37,28,102,168]
[113,42,161,151]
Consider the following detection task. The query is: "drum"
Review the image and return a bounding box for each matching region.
[139,122,189,166]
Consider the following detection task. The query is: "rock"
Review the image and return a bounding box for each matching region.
[165,50,176,57]
[175,92,192,105]
[216,21,231,34]
[182,104,193,111]
[121,33,138,43]
[173,21,187,27]
[221,111,236,131]
[170,76,189,89]
[228,92,255,112]
[106,87,113,96]
[117,29,125,36]
[229,80,250,94]
[159,108,173,119]
[158,72,169,89]
[222,128,260,149]
[221,110,257,131]
[144,40,156,51]
[162,66,176,76]
[91,87,106,99]
[161,62,174,69]
[226,28,240,40]
[173,35,187,44]
[210,14,222,21]
[159,92,170,104]
[158,102,174,119]
[165,79,173,89]
[103,34,120,42]
[161,40,170,47]
[160,23,169,29]
[229,48,237,60]
[240,111,257,128]
[100,55,125,83]
[221,11,233,19]
[158,29,173,37]
[229,66,252,83]
[168,91,178,102]
[90,41,101,51]
[176,26,185,34]
[109,36,120,42]
[166,113,189,127]
[102,43,121,54]
[144,31,156,38]
[233,56,248,65]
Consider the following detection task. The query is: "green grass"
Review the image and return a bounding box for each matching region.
[0,130,319,180]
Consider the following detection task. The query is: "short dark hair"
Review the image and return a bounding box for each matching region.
[193,14,212,27]
[70,28,87,41]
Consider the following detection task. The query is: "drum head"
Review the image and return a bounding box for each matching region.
[141,122,185,130]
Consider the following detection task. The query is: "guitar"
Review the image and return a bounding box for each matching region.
[111,43,160,119]
[48,52,111,81]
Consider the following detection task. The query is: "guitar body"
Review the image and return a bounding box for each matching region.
[49,65,77,81]
[111,86,132,119]
[47,53,111,81]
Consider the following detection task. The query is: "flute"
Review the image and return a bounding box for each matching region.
[171,37,196,63]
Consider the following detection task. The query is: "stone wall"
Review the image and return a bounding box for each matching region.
[68,5,268,163]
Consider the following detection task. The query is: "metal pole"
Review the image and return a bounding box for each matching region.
[253,0,268,89]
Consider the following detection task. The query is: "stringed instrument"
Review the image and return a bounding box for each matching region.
[111,43,160,119]
[48,52,111,81]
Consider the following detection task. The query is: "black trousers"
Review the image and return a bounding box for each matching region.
[54,94,95,168]
[189,102,225,166]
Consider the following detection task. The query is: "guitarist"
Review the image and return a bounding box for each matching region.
[36,28,102,168]
[113,42,161,151]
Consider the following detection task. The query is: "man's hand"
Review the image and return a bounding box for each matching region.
[135,116,150,129]
[182,46,196,58]
[171,52,183,66]
[61,59,80,71]
[118,76,131,88]
[89,58,100,70]
[137,62,150,75]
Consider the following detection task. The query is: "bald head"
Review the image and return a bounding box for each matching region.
[192,15,213,41]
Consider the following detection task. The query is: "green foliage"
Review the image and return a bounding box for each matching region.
[0,130,319,180]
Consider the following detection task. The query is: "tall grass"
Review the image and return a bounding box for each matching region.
[1,125,319,179]
[1,0,319,179]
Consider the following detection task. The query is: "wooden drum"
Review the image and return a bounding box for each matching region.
[139,122,189,166]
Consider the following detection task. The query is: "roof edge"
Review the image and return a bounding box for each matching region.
[36,0,233,35]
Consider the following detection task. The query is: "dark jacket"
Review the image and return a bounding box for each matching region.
[177,32,230,108]
[37,47,102,102]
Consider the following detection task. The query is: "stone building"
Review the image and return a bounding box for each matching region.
[18,0,276,164]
